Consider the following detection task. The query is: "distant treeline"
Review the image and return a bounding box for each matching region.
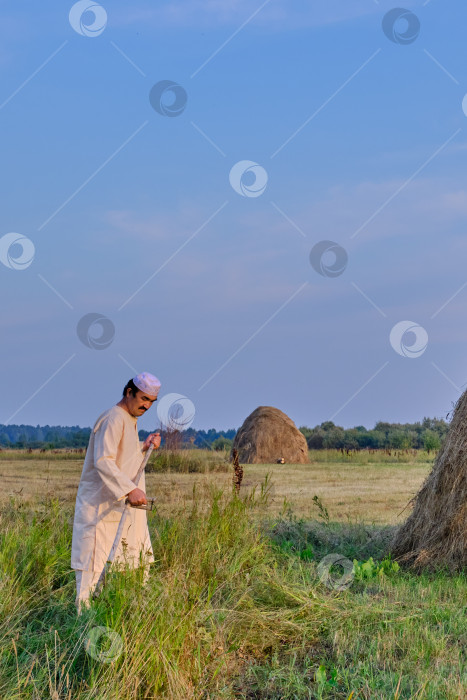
[138,427,237,450]
[298,418,448,451]
[0,417,448,451]
[0,424,237,450]
[0,425,92,449]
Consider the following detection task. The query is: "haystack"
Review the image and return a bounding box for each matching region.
[391,391,467,572]
[231,406,310,464]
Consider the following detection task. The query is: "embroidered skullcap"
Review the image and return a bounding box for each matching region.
[133,372,161,397]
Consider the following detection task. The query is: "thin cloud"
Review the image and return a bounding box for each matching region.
[293,177,467,243]
[112,0,396,30]
[103,204,212,242]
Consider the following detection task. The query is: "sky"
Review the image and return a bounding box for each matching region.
[1,0,467,433]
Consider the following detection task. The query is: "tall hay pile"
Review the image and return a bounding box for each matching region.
[391,392,467,572]
[231,406,310,464]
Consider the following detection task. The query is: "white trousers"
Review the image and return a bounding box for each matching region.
[75,569,101,613]
[75,566,150,613]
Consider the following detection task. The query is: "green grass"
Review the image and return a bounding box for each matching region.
[308,449,434,465]
[0,448,86,460]
[146,448,230,474]
[0,447,438,465]
[0,480,465,699]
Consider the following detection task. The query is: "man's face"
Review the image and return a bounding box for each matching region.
[126,389,158,417]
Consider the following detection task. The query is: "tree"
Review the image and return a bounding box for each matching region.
[423,430,440,453]
[212,436,232,451]
[320,421,337,432]
[307,430,325,450]
[389,430,411,449]
[323,427,345,449]
[342,429,360,450]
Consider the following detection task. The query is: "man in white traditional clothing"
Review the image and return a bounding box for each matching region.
[71,372,162,611]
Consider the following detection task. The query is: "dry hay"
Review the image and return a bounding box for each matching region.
[390,391,467,573]
[231,406,310,464]
[232,448,243,493]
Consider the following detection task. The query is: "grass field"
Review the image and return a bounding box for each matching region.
[0,448,433,524]
[0,450,465,699]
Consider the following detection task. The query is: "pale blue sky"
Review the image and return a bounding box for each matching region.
[1,0,467,432]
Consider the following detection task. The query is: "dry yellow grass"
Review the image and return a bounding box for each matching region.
[0,453,432,524]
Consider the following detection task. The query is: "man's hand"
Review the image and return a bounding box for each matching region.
[143,432,161,452]
[126,488,148,506]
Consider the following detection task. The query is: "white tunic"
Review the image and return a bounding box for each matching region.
[71,405,154,573]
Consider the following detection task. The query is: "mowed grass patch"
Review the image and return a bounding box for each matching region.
[0,450,433,524]
[0,457,82,504]
[149,457,433,525]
